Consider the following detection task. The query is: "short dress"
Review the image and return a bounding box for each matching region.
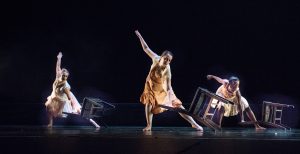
[140,56,181,114]
[45,77,81,117]
[212,85,249,117]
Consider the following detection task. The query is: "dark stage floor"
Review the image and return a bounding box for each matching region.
[1,126,300,154]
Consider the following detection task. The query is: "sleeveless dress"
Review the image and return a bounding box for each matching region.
[140,56,180,114]
[213,85,249,117]
[45,77,81,117]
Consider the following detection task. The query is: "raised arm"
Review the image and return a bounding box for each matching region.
[207,74,228,85]
[135,30,158,59]
[56,52,63,78]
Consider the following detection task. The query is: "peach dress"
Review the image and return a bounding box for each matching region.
[214,85,249,117]
[45,77,81,117]
[140,56,180,114]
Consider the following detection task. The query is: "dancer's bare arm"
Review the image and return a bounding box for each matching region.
[236,90,244,121]
[207,75,228,85]
[135,30,158,59]
[167,68,176,98]
[56,52,63,78]
[64,88,72,101]
[167,78,173,93]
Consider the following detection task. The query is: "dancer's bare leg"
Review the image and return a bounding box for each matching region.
[143,104,153,131]
[46,106,53,128]
[178,106,203,131]
[217,106,225,127]
[245,107,265,130]
[47,114,53,128]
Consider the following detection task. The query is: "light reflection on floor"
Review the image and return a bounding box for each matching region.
[0,126,299,141]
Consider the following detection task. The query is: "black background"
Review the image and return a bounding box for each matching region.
[0,0,299,126]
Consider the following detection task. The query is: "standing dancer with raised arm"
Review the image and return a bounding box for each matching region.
[45,52,81,127]
[207,74,265,130]
[135,30,203,131]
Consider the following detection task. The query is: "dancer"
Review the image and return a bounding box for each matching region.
[136,30,203,131]
[45,52,81,127]
[207,74,265,130]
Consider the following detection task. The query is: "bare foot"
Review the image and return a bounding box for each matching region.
[47,118,53,128]
[255,125,266,130]
[143,126,152,131]
[192,124,203,131]
[47,123,53,128]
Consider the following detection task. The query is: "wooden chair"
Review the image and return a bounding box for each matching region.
[63,97,115,128]
[159,87,234,131]
[260,101,294,130]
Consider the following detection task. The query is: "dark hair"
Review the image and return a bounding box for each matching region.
[229,76,239,83]
[161,50,173,57]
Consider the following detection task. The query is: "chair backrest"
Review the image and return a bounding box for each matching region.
[262,101,294,124]
[188,87,234,118]
[81,97,115,119]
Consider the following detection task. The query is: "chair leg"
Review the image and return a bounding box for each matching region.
[89,118,100,128]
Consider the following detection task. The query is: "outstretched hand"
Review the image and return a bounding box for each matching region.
[57,52,63,59]
[207,75,213,80]
[135,30,142,38]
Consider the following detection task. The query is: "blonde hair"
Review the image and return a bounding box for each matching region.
[61,68,69,75]
[161,50,173,57]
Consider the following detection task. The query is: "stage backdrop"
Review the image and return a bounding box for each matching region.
[0,0,299,127]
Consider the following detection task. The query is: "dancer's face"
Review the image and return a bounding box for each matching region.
[61,72,69,81]
[228,80,239,92]
[161,54,173,66]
